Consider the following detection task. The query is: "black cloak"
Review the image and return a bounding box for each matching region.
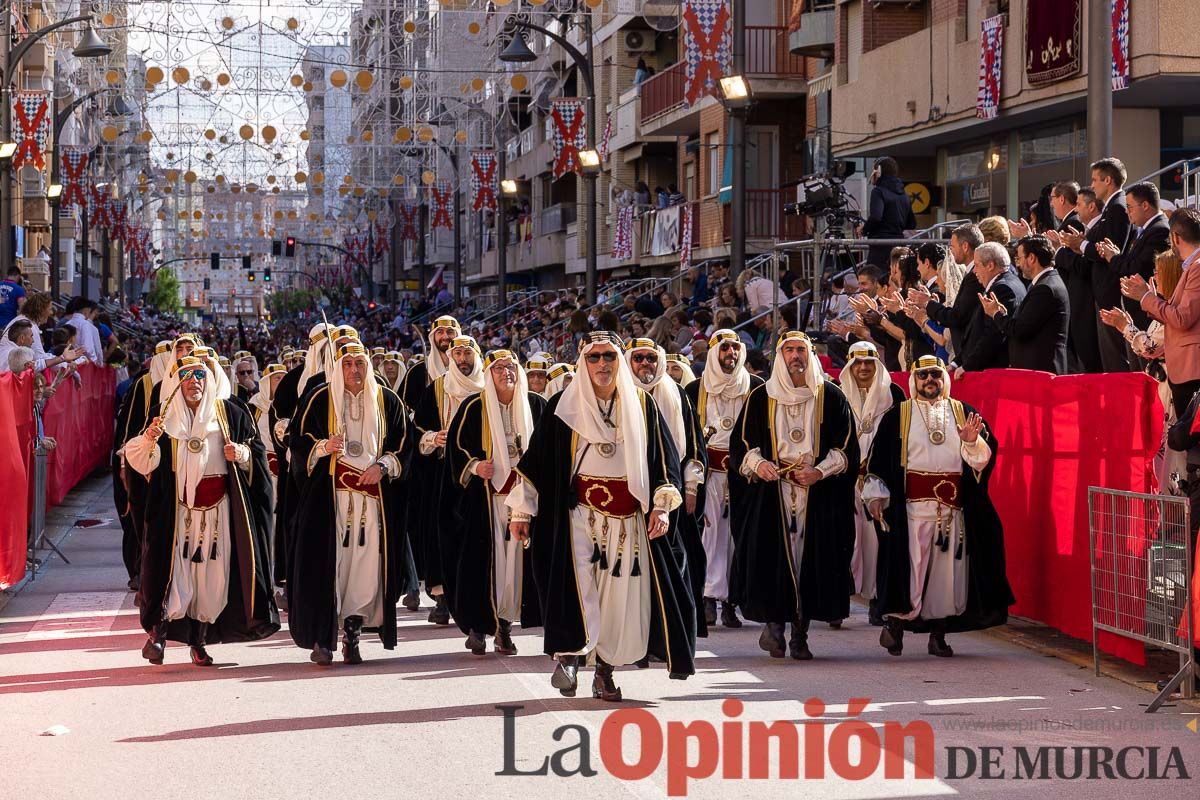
[865,399,1014,633]
[669,382,710,638]
[398,359,431,412]
[287,384,415,650]
[270,364,324,591]
[409,376,459,592]
[442,391,547,635]
[514,390,697,679]
[136,399,280,644]
[728,381,860,624]
[113,369,154,581]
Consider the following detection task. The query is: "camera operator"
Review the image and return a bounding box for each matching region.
[862,157,917,270]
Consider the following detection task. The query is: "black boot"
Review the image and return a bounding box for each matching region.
[789,619,813,660]
[828,619,843,630]
[633,655,650,669]
[551,655,580,697]
[721,602,742,628]
[189,621,213,667]
[758,622,786,658]
[427,594,450,625]
[310,643,334,666]
[494,620,518,655]
[342,616,364,664]
[703,597,717,627]
[402,589,421,611]
[592,658,623,702]
[867,598,884,627]
[141,621,167,665]
[465,629,487,655]
[879,618,904,656]
[927,621,954,657]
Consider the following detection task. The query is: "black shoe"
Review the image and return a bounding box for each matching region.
[867,600,884,627]
[141,633,165,665]
[828,619,843,630]
[592,660,623,702]
[402,590,420,611]
[465,630,487,656]
[551,657,579,697]
[880,619,904,656]
[721,603,742,628]
[189,645,214,667]
[343,617,364,664]
[634,656,650,669]
[1156,675,1200,693]
[126,576,140,592]
[427,594,451,625]
[927,633,954,658]
[789,620,813,660]
[186,621,212,666]
[758,623,785,658]
[310,644,334,666]
[703,597,718,627]
[494,620,518,655]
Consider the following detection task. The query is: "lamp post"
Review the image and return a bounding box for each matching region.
[49,88,107,301]
[723,0,747,276]
[499,13,599,305]
[0,13,111,275]
[499,175,520,309]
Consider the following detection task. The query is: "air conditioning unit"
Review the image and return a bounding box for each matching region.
[623,30,655,53]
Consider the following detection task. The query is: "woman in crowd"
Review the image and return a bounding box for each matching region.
[2,292,80,372]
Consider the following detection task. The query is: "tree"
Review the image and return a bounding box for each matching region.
[146,267,182,315]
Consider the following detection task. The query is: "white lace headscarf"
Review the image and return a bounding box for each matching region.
[482,350,534,492]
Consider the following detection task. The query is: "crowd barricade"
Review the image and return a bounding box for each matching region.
[0,363,115,588]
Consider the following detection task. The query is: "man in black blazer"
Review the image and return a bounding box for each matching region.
[910,223,984,367]
[961,242,1027,371]
[1049,183,1103,372]
[1096,181,1172,342]
[1061,157,1131,371]
[981,235,1070,374]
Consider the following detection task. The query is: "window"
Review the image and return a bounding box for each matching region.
[705,132,720,196]
[684,162,696,201]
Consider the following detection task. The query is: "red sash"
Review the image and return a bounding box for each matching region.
[573,476,639,517]
[267,451,280,478]
[707,447,730,473]
[493,470,519,496]
[187,475,227,511]
[335,460,383,499]
[905,471,962,509]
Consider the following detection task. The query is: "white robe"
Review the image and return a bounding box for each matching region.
[699,390,747,601]
[847,388,886,599]
[487,407,524,622]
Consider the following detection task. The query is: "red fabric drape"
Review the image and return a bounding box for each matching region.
[41,364,116,509]
[828,367,1161,664]
[0,371,35,588]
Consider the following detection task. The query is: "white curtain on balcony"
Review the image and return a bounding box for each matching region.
[650,205,680,256]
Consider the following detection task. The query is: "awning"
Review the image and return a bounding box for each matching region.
[808,72,833,97]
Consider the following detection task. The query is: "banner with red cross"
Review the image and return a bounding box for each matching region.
[11,91,50,171]
[598,112,614,163]
[549,99,587,179]
[430,183,454,230]
[612,204,634,261]
[682,0,731,108]
[1111,0,1130,90]
[470,150,499,211]
[398,203,419,241]
[89,185,111,229]
[977,15,1004,120]
[374,220,391,256]
[60,148,89,208]
[679,203,694,274]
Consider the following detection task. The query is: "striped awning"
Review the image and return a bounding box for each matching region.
[808,71,833,97]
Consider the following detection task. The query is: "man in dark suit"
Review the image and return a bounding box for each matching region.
[1061,157,1131,371]
[981,235,1070,373]
[959,242,1026,371]
[1048,183,1103,372]
[910,223,984,368]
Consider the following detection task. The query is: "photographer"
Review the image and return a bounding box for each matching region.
[862,157,917,270]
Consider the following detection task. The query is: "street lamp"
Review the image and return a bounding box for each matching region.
[500,179,519,196]
[717,75,754,110]
[46,183,63,202]
[0,142,16,161]
[577,148,601,175]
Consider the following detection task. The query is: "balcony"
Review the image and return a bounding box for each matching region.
[789,0,836,59]
[640,27,808,133]
[721,189,808,242]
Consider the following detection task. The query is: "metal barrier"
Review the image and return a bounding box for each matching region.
[1088,488,1195,712]
[25,444,66,580]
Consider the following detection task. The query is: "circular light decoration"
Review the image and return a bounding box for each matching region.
[313,171,325,184]
[295,171,308,183]
[253,212,263,221]
[353,187,365,198]
[511,74,529,92]
[471,77,486,92]
[417,126,434,142]
[272,186,281,194]
[193,210,203,220]
[247,183,258,193]
[343,174,353,186]
[273,210,284,221]
[455,130,468,143]
[362,130,374,143]
[345,134,356,145]
[355,70,374,91]
[221,16,235,30]
[468,22,481,35]
[206,186,215,193]
[166,169,178,182]
[157,211,167,221]
[290,74,304,87]
[323,227,332,237]
[393,174,406,185]
[314,187,324,197]
[303,81,313,92]
[101,125,119,142]
[585,0,603,6]
[494,0,513,6]
[231,184,242,194]
[200,78,212,91]
[216,175,226,184]
[287,210,298,220]
[184,170,197,184]
[261,125,277,143]
[299,129,311,141]
[338,186,349,197]
[103,12,116,26]
[172,66,190,84]
[394,127,412,143]
[204,128,216,140]
[217,73,231,86]
[178,210,188,220]
[367,210,379,222]
[529,0,546,5]
[266,175,277,185]
[137,130,153,144]
[104,69,120,85]
[287,17,299,30]
[460,83,469,95]
[422,170,435,185]
[219,134,229,144]
[239,124,254,140]
[329,69,348,88]
[403,20,416,33]
[398,76,414,91]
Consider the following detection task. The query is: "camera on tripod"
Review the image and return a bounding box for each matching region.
[783,159,862,235]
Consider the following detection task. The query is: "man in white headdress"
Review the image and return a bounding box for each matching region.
[370,346,387,373]
[250,363,287,492]
[525,353,553,398]
[838,341,905,624]
[546,362,574,396]
[126,355,278,666]
[625,337,710,638]
[289,342,415,664]
[444,350,547,655]
[863,355,1013,658]
[507,331,696,701]
[380,351,407,392]
[399,315,460,410]
[665,353,696,387]
[684,330,763,628]
[730,331,858,661]
[412,333,485,624]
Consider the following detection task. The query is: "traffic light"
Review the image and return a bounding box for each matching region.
[247,271,256,282]
[242,255,252,270]
[210,252,220,270]
[271,239,282,257]
[284,236,296,257]
[263,268,272,282]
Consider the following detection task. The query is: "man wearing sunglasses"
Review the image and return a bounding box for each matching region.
[863,356,1013,658]
[730,332,857,662]
[125,355,279,667]
[506,331,695,701]
[684,330,764,629]
[443,350,547,657]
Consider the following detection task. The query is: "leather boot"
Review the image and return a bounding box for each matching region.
[828,619,843,630]
[592,658,623,702]
[494,620,518,655]
[465,629,487,655]
[879,618,904,656]
[758,622,786,658]
[721,602,742,628]
[342,616,364,664]
[927,621,954,657]
[703,597,718,627]
[402,589,421,611]
[867,599,884,627]
[551,655,580,697]
[311,643,334,666]
[633,655,650,669]
[427,594,451,625]
[789,619,813,661]
[141,621,167,665]
[189,621,213,667]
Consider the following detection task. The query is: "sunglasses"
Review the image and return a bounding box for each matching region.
[237,370,254,376]
[914,369,941,380]
[631,353,658,364]
[719,343,739,353]
[585,352,618,364]
[179,369,207,381]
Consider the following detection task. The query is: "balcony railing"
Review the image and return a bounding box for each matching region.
[721,189,809,241]
[640,27,807,123]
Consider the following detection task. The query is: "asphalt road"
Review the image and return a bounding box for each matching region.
[2,479,1198,799]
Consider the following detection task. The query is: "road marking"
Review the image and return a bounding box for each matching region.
[21,592,128,640]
